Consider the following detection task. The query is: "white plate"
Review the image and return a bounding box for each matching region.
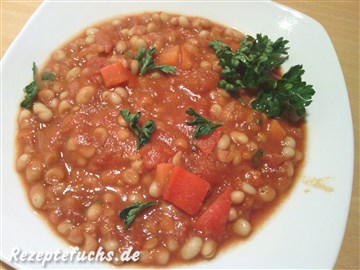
[1,0,354,269]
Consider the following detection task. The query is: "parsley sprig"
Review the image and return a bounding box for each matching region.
[209,35,289,90]
[20,62,39,108]
[209,34,315,118]
[119,201,158,229]
[186,108,223,139]
[135,47,176,76]
[120,109,156,149]
[251,65,315,117]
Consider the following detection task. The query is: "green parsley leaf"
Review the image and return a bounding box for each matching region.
[119,201,158,229]
[41,71,55,81]
[251,65,315,117]
[135,47,176,76]
[20,62,38,108]
[209,34,315,118]
[185,107,223,139]
[119,109,156,149]
[209,34,289,91]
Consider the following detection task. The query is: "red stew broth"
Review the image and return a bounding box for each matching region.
[15,12,305,266]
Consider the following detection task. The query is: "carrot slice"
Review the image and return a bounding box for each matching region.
[196,126,224,156]
[266,119,286,142]
[100,61,132,87]
[180,46,194,70]
[194,186,232,240]
[163,165,210,215]
[157,45,181,66]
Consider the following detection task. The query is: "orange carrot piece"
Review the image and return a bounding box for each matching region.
[196,126,224,156]
[155,163,174,189]
[194,186,232,240]
[100,61,132,87]
[163,165,210,216]
[157,45,181,66]
[180,46,194,70]
[266,119,286,141]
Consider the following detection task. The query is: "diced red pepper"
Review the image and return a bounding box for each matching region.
[194,186,232,240]
[163,165,210,215]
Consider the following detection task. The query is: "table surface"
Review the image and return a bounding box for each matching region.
[1,1,359,269]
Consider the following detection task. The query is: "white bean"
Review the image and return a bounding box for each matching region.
[178,16,190,28]
[86,28,99,36]
[201,239,217,259]
[16,153,30,171]
[217,134,231,150]
[241,182,256,195]
[230,131,249,144]
[29,184,46,209]
[25,160,43,182]
[86,203,103,221]
[115,41,128,53]
[149,181,161,198]
[282,136,296,148]
[33,102,53,122]
[155,247,170,265]
[160,12,170,23]
[52,50,66,61]
[233,218,252,236]
[282,146,295,158]
[121,168,140,186]
[258,186,276,203]
[210,104,222,116]
[102,239,119,252]
[58,100,72,115]
[180,236,203,260]
[45,167,65,183]
[66,67,81,81]
[228,207,238,222]
[76,86,96,104]
[231,191,245,204]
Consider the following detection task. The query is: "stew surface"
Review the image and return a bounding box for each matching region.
[16,12,305,266]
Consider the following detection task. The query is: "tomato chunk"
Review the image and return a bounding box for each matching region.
[196,126,224,156]
[140,141,174,170]
[194,186,232,240]
[180,46,194,70]
[266,119,286,142]
[157,45,181,66]
[163,165,210,215]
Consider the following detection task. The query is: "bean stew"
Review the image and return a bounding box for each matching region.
[15,12,309,266]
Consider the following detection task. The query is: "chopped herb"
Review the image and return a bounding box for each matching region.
[20,62,38,108]
[209,35,315,118]
[209,35,289,90]
[185,107,223,139]
[251,65,315,117]
[135,47,176,76]
[119,201,158,228]
[119,109,156,149]
[251,149,264,168]
[41,71,55,81]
